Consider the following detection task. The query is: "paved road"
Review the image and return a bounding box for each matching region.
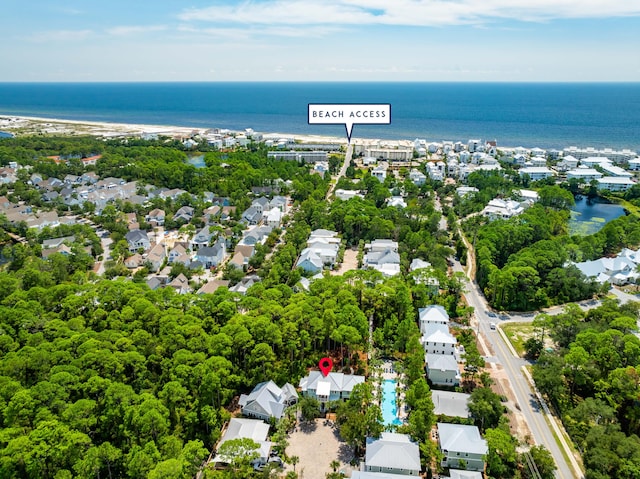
[456,264,580,479]
[326,142,353,199]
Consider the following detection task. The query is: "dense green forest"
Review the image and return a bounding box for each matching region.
[530,301,640,478]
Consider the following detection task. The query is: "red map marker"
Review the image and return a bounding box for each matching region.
[319,357,333,377]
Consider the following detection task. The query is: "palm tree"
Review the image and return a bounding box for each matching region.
[330,460,340,472]
[290,455,299,472]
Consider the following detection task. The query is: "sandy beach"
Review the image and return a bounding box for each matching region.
[0,115,419,149]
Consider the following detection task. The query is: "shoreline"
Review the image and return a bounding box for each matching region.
[1,114,638,155]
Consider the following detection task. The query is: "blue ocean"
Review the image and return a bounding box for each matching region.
[0,82,639,151]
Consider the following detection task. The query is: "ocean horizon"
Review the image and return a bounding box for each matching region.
[1,82,639,151]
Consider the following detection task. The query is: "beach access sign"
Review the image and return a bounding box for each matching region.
[308,103,391,142]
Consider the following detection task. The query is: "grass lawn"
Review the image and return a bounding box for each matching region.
[501,322,535,357]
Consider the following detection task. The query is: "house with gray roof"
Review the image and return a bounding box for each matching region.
[239,380,298,422]
[125,229,150,253]
[426,353,461,386]
[419,305,449,330]
[173,206,194,223]
[195,237,226,268]
[364,433,420,476]
[299,371,365,412]
[296,249,324,274]
[213,418,272,468]
[431,391,470,418]
[445,471,483,479]
[437,423,488,471]
[351,473,414,479]
[191,226,214,250]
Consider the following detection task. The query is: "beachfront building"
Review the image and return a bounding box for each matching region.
[364,147,413,162]
[564,146,637,163]
[364,433,421,476]
[267,150,328,163]
[599,164,633,177]
[298,371,365,412]
[437,423,488,472]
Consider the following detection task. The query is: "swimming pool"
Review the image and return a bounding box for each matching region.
[381,379,403,426]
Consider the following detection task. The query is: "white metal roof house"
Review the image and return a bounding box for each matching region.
[437,423,488,471]
[421,323,457,356]
[426,353,461,386]
[299,371,365,412]
[213,418,272,467]
[239,380,298,421]
[364,433,421,476]
[418,305,449,331]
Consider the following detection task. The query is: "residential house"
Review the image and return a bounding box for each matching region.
[229,274,261,295]
[444,471,483,479]
[418,305,449,330]
[196,279,230,295]
[239,381,298,421]
[168,273,190,294]
[241,225,273,246]
[574,252,640,285]
[426,353,461,386]
[242,206,263,225]
[265,207,282,228]
[213,418,272,468]
[173,206,195,223]
[299,371,365,412]
[195,237,226,269]
[41,244,73,259]
[191,226,214,250]
[296,249,326,274]
[335,189,365,201]
[409,169,426,186]
[409,258,431,272]
[124,254,143,269]
[42,235,75,249]
[437,423,488,471]
[146,243,166,272]
[421,323,457,356]
[481,198,524,221]
[364,433,421,476]
[386,197,407,208]
[146,208,166,226]
[125,229,150,253]
[228,244,254,270]
[372,165,388,182]
[168,244,188,263]
[519,166,555,181]
[431,391,471,418]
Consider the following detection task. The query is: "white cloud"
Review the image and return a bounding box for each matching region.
[106,25,167,36]
[179,0,640,27]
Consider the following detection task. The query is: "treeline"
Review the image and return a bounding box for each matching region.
[531,301,640,479]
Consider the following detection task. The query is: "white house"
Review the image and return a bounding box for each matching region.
[597,177,635,192]
[213,418,272,468]
[409,169,426,186]
[421,323,457,356]
[418,305,449,331]
[431,391,471,418]
[566,167,603,181]
[364,433,421,476]
[372,165,387,182]
[239,381,298,421]
[299,371,365,412]
[481,199,524,221]
[426,353,461,386]
[519,166,555,181]
[599,164,632,178]
[437,423,488,472]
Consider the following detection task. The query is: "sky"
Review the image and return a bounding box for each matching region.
[1,0,640,82]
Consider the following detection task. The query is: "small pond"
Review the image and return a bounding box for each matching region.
[569,197,626,236]
[186,154,206,168]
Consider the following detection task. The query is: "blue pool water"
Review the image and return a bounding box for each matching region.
[381,379,403,426]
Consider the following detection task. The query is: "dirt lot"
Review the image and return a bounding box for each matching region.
[284,419,355,479]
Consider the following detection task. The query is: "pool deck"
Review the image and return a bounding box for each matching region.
[379,360,408,424]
